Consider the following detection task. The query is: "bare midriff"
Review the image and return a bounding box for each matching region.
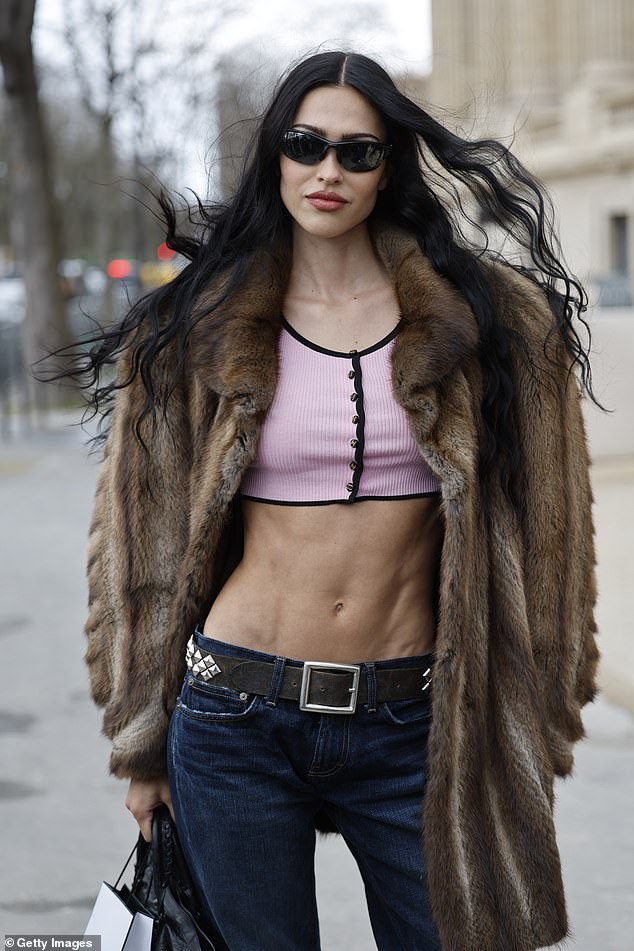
[202,495,444,662]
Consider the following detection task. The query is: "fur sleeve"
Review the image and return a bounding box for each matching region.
[496,268,600,776]
[84,341,193,779]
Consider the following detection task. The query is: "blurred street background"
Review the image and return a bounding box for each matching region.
[1,0,633,948]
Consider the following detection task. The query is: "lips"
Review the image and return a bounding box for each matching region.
[306,191,348,212]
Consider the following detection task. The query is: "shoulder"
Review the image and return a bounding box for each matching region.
[481,257,557,340]
[479,260,589,423]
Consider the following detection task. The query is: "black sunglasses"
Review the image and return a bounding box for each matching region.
[281,130,392,172]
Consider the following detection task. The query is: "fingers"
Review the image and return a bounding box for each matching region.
[125,777,174,842]
[139,813,153,844]
[124,800,153,843]
[158,778,176,824]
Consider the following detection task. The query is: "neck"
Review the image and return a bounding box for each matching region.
[286,222,389,303]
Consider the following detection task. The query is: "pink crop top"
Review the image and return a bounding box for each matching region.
[239,318,441,505]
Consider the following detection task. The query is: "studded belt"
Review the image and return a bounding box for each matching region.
[185,636,433,715]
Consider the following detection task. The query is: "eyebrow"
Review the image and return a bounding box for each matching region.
[292,123,381,142]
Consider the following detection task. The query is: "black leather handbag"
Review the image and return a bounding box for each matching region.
[117,804,229,951]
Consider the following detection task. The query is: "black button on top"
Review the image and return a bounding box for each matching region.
[349,349,358,354]
[348,369,355,379]
[349,461,357,471]
[346,482,354,492]
[350,393,358,402]
[350,438,359,448]
[352,414,359,424]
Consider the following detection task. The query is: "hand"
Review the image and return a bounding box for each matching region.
[125,775,175,843]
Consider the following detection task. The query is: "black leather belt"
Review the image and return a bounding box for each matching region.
[185,636,433,715]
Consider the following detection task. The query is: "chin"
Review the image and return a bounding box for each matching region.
[293,213,372,241]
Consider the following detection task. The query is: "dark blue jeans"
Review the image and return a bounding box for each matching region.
[167,627,442,951]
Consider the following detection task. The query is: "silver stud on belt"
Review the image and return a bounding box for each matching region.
[185,635,222,681]
[422,667,432,692]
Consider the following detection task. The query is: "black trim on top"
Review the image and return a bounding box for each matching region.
[347,352,365,502]
[239,492,442,506]
[281,317,400,358]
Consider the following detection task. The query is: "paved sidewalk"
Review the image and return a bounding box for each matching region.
[590,455,634,716]
[0,415,632,948]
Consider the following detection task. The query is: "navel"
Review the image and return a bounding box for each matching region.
[333,601,345,615]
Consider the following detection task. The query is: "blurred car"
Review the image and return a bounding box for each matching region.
[59,259,108,299]
[83,265,107,295]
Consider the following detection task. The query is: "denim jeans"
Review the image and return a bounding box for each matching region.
[167,627,442,951]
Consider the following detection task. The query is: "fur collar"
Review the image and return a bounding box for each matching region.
[188,222,479,411]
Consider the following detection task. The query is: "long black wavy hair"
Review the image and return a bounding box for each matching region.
[62,49,596,505]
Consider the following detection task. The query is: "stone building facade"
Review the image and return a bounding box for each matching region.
[421,0,634,457]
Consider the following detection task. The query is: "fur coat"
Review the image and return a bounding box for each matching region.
[85,223,599,951]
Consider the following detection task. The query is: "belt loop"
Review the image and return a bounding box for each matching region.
[365,662,377,713]
[265,656,286,707]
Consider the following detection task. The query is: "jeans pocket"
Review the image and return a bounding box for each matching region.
[379,695,433,726]
[177,675,262,721]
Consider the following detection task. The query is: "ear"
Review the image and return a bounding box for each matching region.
[378,165,390,191]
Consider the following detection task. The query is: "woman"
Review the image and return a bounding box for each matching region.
[81,51,599,950]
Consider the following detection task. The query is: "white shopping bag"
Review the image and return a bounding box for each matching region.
[84,880,154,951]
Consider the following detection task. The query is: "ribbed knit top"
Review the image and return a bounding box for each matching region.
[239,318,441,505]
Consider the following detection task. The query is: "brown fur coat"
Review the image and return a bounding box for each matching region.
[85,224,599,951]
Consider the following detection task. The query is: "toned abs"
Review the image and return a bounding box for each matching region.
[203,496,444,662]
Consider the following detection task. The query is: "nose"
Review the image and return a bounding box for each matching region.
[317,146,343,182]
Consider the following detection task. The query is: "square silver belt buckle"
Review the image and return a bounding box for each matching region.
[299,660,361,714]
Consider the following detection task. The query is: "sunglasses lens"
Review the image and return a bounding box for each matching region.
[338,143,386,172]
[281,131,324,165]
